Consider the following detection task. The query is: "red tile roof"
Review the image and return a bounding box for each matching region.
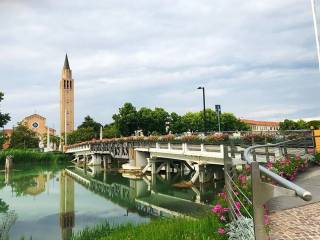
[241,119,280,126]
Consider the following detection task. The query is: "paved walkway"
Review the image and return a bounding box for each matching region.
[268,165,320,239]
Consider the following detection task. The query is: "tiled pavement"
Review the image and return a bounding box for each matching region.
[270,202,320,240]
[268,166,320,240]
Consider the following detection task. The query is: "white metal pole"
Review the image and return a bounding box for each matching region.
[311,0,320,71]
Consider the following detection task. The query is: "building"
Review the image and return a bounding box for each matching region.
[2,114,56,149]
[22,114,55,136]
[60,54,74,136]
[241,119,280,131]
[2,129,13,149]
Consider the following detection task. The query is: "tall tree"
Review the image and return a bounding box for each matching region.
[137,107,154,135]
[78,115,101,138]
[0,92,10,128]
[0,92,10,149]
[169,112,186,134]
[307,120,320,129]
[113,103,138,136]
[103,123,120,138]
[280,119,299,130]
[220,113,249,131]
[151,108,170,135]
[67,127,96,145]
[9,123,39,149]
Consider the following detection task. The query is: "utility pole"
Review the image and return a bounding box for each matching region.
[197,87,207,135]
[215,105,221,133]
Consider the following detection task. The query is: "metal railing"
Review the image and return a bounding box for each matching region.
[224,136,315,240]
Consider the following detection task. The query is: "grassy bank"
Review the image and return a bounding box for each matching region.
[0,149,71,165]
[72,216,226,240]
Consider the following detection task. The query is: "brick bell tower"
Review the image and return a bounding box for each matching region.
[60,54,74,138]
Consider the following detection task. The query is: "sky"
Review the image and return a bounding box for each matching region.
[1,0,320,131]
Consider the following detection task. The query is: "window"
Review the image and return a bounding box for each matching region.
[64,80,66,89]
[70,81,72,89]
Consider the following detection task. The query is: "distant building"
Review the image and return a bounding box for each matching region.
[2,114,56,149]
[22,114,56,136]
[2,129,13,149]
[241,119,280,131]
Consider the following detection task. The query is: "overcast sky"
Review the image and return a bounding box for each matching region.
[1,0,320,131]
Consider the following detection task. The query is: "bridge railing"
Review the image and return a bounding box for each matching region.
[224,135,315,239]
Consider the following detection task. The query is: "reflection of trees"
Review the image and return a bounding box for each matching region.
[11,175,38,196]
[0,199,8,213]
[0,211,18,240]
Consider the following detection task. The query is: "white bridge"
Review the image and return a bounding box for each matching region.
[66,140,226,184]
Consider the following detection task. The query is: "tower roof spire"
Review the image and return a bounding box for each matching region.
[63,54,70,69]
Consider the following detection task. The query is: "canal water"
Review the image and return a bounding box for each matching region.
[0,162,223,240]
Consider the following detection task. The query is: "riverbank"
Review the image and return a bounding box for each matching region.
[0,149,70,165]
[72,216,227,240]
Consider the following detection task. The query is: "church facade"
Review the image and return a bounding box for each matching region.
[60,54,74,136]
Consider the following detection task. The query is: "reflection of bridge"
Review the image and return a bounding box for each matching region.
[64,167,215,218]
[66,141,226,184]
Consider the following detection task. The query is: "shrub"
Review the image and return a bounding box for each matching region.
[0,149,70,165]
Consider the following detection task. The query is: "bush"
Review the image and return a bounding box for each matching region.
[0,149,70,165]
[72,217,227,240]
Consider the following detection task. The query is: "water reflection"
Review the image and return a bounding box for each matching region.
[59,172,75,240]
[0,163,223,240]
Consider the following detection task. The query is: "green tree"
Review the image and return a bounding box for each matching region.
[113,103,138,136]
[150,108,170,135]
[103,123,120,138]
[220,113,249,131]
[280,119,299,130]
[296,119,308,130]
[0,92,10,149]
[9,123,39,149]
[169,112,186,134]
[42,134,60,148]
[307,120,320,129]
[181,112,202,132]
[78,115,101,138]
[67,127,96,145]
[0,92,10,128]
[137,107,154,135]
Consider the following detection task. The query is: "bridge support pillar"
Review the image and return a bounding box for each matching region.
[166,161,171,181]
[199,165,205,183]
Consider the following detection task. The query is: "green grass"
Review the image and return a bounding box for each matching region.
[72,216,227,240]
[0,149,71,165]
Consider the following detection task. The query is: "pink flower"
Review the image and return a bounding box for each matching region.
[218,228,225,234]
[218,192,227,200]
[235,201,241,210]
[264,214,270,225]
[238,175,247,185]
[220,215,226,221]
[212,204,223,214]
[266,162,273,169]
[223,207,229,212]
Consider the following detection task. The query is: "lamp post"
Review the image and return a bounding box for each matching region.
[197,86,207,135]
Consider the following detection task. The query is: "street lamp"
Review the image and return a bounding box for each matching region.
[197,86,207,135]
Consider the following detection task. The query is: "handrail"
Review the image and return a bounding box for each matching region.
[243,139,312,201]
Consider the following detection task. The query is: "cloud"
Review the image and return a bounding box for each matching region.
[0,0,319,132]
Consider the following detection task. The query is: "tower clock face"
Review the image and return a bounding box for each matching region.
[32,122,39,128]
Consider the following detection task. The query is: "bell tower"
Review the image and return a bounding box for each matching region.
[60,54,74,137]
